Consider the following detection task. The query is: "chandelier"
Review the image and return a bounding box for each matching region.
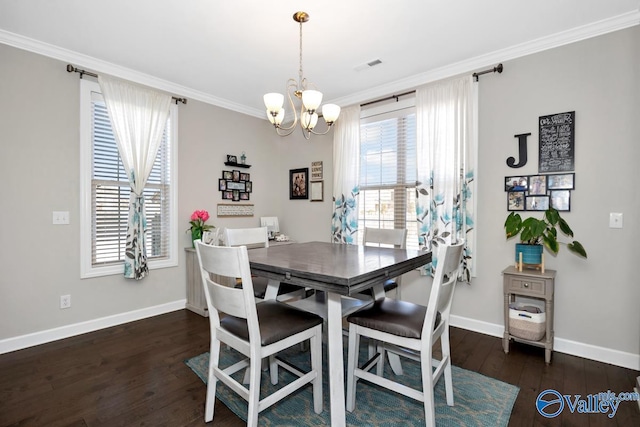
[263,11,340,139]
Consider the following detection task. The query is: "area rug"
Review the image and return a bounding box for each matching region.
[185,343,518,426]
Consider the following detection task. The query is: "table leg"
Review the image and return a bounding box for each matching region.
[327,292,346,427]
[263,278,280,300]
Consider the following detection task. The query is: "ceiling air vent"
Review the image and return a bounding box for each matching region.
[354,59,383,72]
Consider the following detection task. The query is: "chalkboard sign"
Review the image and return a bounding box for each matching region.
[538,111,575,172]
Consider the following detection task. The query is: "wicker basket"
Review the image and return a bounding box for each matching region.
[509,303,545,341]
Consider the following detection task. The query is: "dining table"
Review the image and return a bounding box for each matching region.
[247,241,432,426]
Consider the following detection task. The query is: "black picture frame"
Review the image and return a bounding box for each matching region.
[507,191,525,211]
[227,154,237,163]
[547,173,575,190]
[290,168,309,200]
[528,175,547,195]
[220,170,252,201]
[505,176,528,192]
[525,195,550,211]
[550,190,571,211]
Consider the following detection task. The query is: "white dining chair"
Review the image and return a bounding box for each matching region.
[224,227,305,301]
[345,241,465,427]
[355,227,409,375]
[194,241,324,426]
[360,227,408,299]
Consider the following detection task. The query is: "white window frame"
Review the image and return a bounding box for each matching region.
[79,79,178,278]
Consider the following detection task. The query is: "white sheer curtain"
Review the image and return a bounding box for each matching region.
[98,75,172,280]
[415,75,477,281]
[331,105,361,244]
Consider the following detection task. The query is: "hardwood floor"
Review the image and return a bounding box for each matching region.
[1,309,638,426]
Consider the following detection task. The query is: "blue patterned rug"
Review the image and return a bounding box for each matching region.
[185,342,518,426]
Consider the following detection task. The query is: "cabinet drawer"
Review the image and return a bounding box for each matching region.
[507,277,545,295]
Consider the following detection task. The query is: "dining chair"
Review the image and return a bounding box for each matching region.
[224,227,305,301]
[355,227,409,375]
[345,241,465,426]
[360,227,408,299]
[194,241,324,426]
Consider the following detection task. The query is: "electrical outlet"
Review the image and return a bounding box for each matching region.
[60,294,71,309]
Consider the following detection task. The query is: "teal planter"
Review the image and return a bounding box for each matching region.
[515,243,543,265]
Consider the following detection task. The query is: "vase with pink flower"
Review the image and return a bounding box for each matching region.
[188,210,214,247]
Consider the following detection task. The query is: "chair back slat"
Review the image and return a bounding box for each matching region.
[363,227,407,249]
[225,227,269,249]
[195,241,256,320]
[423,242,465,334]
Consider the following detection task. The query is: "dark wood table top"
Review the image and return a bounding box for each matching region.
[247,241,432,296]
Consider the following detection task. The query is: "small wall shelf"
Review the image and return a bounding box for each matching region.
[224,162,251,168]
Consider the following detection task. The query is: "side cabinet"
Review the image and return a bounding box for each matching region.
[185,248,208,317]
[502,266,556,363]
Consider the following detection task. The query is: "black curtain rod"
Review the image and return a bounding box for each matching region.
[66,64,187,105]
[472,63,503,82]
[360,91,415,108]
[361,63,504,108]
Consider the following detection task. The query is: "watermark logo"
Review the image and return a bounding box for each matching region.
[536,389,564,418]
[536,389,639,419]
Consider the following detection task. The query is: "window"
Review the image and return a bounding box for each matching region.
[80,79,178,278]
[358,101,418,250]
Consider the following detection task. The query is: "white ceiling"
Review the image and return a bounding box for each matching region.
[1,1,638,119]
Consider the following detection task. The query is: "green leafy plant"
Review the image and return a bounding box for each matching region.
[504,207,587,258]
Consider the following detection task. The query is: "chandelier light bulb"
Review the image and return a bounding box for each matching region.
[263,93,284,113]
[301,90,322,112]
[302,111,319,130]
[267,108,285,126]
[322,104,341,124]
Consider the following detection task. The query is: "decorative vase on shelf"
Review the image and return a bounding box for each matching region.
[191,227,203,247]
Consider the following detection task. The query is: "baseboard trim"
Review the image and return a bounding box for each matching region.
[3,304,638,371]
[450,314,640,371]
[0,300,186,355]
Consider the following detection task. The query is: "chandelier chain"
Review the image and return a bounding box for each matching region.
[298,19,304,90]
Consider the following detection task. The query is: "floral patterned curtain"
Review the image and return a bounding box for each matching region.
[415,76,477,281]
[98,75,172,280]
[331,105,361,244]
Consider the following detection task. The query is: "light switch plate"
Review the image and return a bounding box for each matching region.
[609,212,623,229]
[53,211,70,225]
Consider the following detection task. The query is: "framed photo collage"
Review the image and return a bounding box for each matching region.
[505,173,574,212]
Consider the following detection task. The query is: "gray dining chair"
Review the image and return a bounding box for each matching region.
[194,241,324,426]
[345,241,465,427]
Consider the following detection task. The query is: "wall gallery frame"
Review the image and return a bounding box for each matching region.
[310,181,324,202]
[505,172,575,211]
[219,169,251,201]
[290,168,309,199]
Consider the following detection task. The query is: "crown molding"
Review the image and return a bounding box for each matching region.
[2,9,638,118]
[330,10,640,108]
[0,29,265,119]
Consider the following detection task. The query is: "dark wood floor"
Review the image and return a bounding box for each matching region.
[1,309,638,426]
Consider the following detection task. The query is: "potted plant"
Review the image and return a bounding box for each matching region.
[188,210,215,247]
[504,207,587,264]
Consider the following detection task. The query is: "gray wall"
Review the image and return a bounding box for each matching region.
[453,26,639,363]
[1,26,638,368]
[0,43,334,343]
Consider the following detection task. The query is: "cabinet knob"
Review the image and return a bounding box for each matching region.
[524,282,529,288]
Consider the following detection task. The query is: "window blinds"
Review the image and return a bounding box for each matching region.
[91,97,171,265]
[359,109,418,249]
